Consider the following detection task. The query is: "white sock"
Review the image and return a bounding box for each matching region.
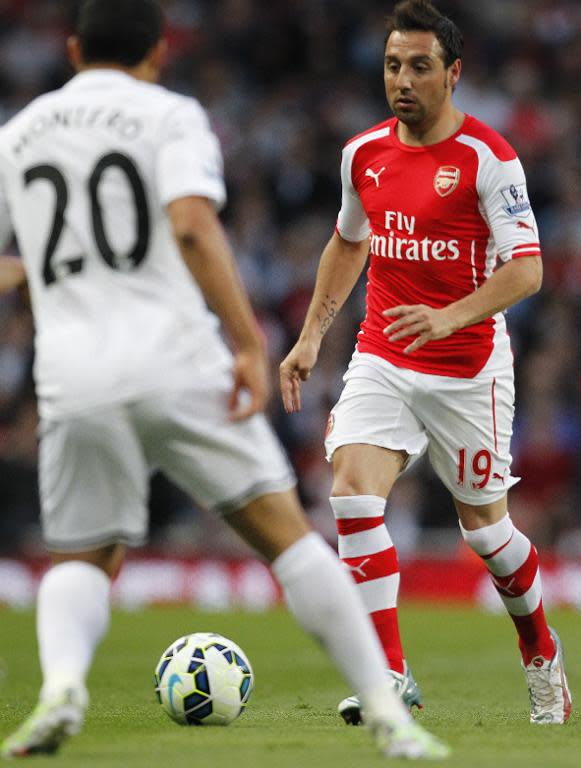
[37,561,111,700]
[459,514,541,614]
[271,532,410,726]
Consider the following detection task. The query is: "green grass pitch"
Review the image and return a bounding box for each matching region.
[0,604,579,767]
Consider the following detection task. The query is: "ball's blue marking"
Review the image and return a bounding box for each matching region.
[167,673,181,713]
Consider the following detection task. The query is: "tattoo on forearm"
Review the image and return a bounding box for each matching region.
[317,295,338,336]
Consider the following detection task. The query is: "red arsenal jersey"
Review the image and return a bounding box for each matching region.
[336,115,541,378]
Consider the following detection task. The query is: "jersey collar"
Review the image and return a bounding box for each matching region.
[390,114,470,153]
[64,69,137,91]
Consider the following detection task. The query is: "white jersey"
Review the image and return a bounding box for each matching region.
[0,69,229,419]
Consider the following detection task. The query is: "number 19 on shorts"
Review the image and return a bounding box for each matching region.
[457,448,492,490]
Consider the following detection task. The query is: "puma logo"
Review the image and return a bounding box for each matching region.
[491,574,517,596]
[516,221,535,232]
[365,167,386,188]
[346,558,371,578]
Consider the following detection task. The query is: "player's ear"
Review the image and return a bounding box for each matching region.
[67,36,84,72]
[448,58,461,89]
[147,38,168,77]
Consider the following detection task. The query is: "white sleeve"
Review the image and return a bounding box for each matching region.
[156,99,227,211]
[477,153,541,263]
[336,144,370,242]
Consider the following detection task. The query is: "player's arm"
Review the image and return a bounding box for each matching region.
[279,231,369,413]
[384,256,542,354]
[168,195,268,421]
[0,255,26,295]
[0,182,23,294]
[384,152,543,354]
[158,100,268,421]
[280,139,371,413]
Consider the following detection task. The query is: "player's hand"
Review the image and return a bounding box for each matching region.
[229,346,270,422]
[279,339,320,413]
[382,304,457,354]
[0,255,26,296]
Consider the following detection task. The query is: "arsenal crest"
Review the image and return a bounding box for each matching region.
[434,166,460,197]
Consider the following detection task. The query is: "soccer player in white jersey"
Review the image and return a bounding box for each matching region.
[280,0,571,727]
[0,0,449,759]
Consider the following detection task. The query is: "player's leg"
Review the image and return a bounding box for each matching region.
[228,486,403,699]
[229,482,417,712]
[456,496,555,663]
[328,444,423,722]
[2,409,149,758]
[152,406,411,723]
[455,495,554,664]
[145,384,448,758]
[227,489,448,758]
[1,545,124,758]
[455,496,571,724]
[415,365,571,724]
[227,487,404,704]
[323,355,429,721]
[331,443,407,677]
[39,546,123,700]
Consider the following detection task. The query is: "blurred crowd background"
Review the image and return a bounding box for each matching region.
[0,0,579,559]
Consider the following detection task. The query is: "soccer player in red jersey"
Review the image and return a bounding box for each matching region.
[280,0,571,726]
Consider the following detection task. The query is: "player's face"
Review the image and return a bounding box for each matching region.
[384,31,456,128]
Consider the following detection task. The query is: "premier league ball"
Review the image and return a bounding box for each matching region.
[154,632,254,726]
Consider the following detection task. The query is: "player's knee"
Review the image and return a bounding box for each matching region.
[330,483,360,497]
[454,497,508,532]
[227,490,312,562]
[50,543,125,579]
[330,474,367,498]
[331,444,402,498]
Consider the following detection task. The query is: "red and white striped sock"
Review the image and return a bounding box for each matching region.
[460,514,555,665]
[330,495,405,674]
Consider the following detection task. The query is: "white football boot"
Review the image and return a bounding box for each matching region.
[339,663,423,726]
[362,678,449,761]
[523,627,572,724]
[1,686,88,757]
[369,721,450,760]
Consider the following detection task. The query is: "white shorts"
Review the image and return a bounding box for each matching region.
[325,349,519,505]
[39,374,296,552]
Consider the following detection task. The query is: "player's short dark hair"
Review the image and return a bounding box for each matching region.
[385,0,463,68]
[75,0,164,67]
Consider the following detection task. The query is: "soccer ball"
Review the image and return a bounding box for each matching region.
[154,632,254,726]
